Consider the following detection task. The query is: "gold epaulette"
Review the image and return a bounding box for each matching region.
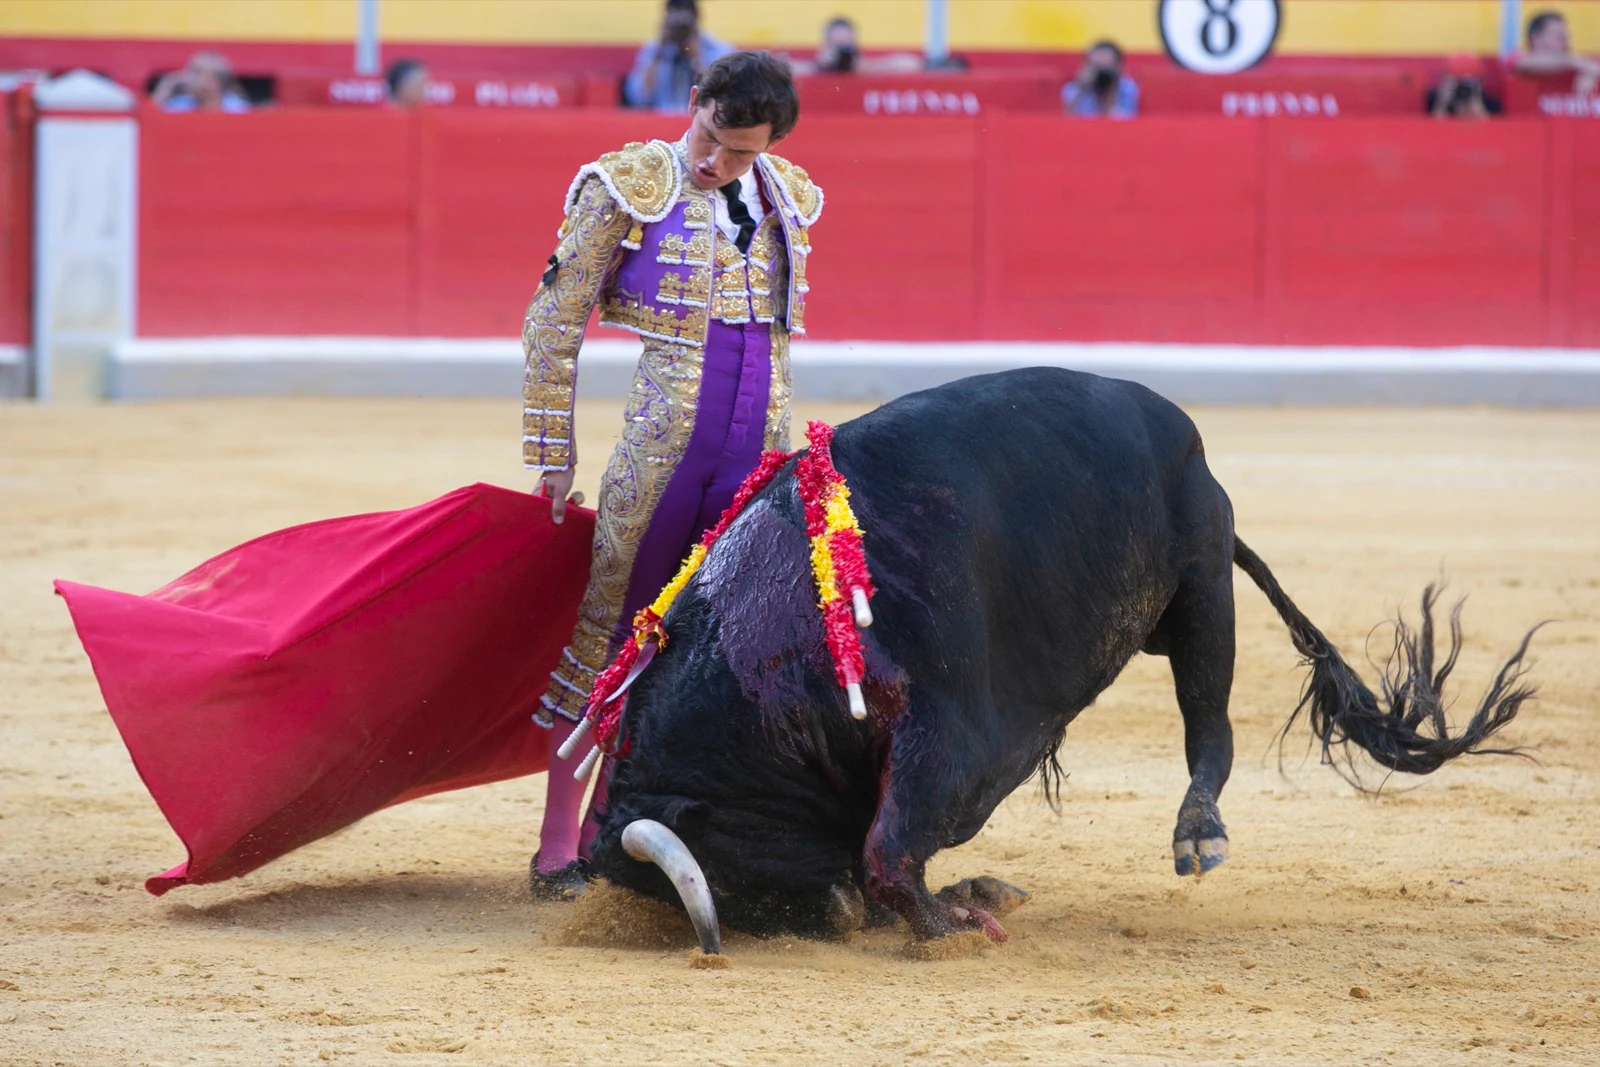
[759,152,824,227]
[564,140,681,224]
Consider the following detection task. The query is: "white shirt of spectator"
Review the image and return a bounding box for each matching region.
[712,168,765,247]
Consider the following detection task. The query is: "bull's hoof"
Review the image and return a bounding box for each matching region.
[826,883,866,938]
[953,905,1009,943]
[1173,836,1228,877]
[937,876,1030,917]
[864,897,901,929]
[529,853,590,902]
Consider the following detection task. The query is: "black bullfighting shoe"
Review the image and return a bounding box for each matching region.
[528,852,591,901]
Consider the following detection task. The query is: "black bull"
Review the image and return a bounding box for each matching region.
[588,368,1538,949]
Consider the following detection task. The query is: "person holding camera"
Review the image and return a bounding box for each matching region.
[624,0,733,111]
[1428,55,1502,120]
[816,16,862,73]
[1062,40,1139,119]
[792,16,921,76]
[151,51,251,113]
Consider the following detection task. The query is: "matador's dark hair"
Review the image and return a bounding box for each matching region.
[695,51,799,141]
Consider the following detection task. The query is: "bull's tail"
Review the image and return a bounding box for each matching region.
[1232,537,1540,785]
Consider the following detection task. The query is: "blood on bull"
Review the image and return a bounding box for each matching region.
[569,367,1540,953]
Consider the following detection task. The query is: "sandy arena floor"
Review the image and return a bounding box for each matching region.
[1,395,1597,1066]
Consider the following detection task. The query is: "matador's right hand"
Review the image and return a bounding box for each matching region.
[536,468,581,525]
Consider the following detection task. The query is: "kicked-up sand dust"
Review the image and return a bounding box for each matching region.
[2,395,1598,1065]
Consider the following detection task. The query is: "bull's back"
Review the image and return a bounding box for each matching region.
[835,368,1216,715]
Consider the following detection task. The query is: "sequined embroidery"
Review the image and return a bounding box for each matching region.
[541,343,705,722]
[683,196,712,230]
[533,143,812,720]
[765,329,793,452]
[656,269,710,308]
[521,177,632,471]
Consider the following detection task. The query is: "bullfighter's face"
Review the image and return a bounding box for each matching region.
[682,88,782,190]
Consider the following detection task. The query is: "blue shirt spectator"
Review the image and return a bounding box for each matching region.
[1062,40,1139,119]
[161,93,250,114]
[624,0,734,112]
[151,51,251,113]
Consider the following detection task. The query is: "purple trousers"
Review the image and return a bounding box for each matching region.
[611,320,773,648]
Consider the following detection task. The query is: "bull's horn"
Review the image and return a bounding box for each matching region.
[621,819,722,955]
[851,587,873,628]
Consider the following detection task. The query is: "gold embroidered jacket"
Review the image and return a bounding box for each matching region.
[521,139,822,472]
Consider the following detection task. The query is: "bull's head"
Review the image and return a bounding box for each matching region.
[589,493,883,942]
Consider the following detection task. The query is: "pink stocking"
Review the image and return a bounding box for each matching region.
[537,717,588,874]
[577,758,612,859]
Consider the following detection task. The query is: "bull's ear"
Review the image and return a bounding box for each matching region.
[659,797,712,837]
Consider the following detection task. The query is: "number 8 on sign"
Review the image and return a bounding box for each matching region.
[1159,0,1281,74]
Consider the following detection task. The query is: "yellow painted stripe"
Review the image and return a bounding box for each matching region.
[1,0,1596,55]
[0,0,360,43]
[1278,0,1501,57]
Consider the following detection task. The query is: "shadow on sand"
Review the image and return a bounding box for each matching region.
[157,871,543,941]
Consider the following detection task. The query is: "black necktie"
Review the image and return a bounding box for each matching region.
[720,180,756,255]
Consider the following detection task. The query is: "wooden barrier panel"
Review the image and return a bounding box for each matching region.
[980,115,1263,343]
[794,71,1061,116]
[139,108,415,336]
[779,116,983,340]
[1262,118,1549,346]
[1137,69,1432,117]
[275,74,581,109]
[413,110,682,338]
[1563,120,1600,347]
[0,91,31,346]
[133,108,1600,347]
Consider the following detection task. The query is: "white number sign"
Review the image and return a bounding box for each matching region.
[1159,0,1281,74]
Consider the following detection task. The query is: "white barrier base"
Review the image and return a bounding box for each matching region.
[0,344,27,398]
[108,337,1600,407]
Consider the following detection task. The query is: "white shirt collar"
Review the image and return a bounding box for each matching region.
[712,164,766,245]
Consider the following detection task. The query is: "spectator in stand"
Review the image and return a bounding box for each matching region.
[1514,10,1600,95]
[1062,40,1138,119]
[624,0,733,111]
[791,16,921,75]
[1428,54,1502,119]
[151,51,251,113]
[815,16,862,73]
[387,58,431,107]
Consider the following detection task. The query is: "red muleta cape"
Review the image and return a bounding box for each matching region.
[54,484,594,896]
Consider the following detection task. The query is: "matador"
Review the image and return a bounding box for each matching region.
[520,52,822,897]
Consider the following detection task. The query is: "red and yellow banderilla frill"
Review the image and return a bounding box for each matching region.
[560,421,876,779]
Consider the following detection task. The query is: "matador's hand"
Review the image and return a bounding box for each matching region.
[537,468,582,524]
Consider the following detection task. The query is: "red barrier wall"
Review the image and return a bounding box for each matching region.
[137,109,1600,348]
[141,109,415,336]
[0,90,32,347]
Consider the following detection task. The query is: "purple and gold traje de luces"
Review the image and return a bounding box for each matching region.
[524,137,825,727]
[583,137,820,345]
